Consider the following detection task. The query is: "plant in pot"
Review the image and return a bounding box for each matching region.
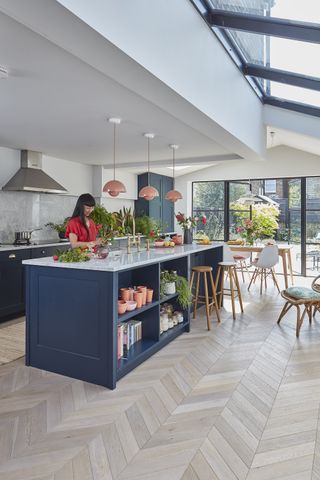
[160,270,177,296]
[175,275,192,310]
[46,217,70,239]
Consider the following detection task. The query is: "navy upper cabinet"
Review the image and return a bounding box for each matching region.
[135,173,174,232]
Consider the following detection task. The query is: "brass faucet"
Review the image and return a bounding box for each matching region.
[127,235,131,254]
[137,233,141,252]
[146,239,150,251]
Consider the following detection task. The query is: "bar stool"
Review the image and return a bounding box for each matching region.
[190,266,221,330]
[215,260,244,321]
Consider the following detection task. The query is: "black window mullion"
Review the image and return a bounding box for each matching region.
[301,177,306,276]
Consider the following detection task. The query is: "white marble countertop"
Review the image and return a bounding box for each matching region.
[0,241,70,252]
[23,243,221,272]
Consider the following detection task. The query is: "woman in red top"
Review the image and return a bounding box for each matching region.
[66,193,102,249]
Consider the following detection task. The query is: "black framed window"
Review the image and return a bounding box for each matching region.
[192,181,225,240]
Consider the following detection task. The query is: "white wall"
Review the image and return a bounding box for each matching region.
[175,145,320,230]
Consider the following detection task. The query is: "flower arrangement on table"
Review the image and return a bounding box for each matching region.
[236,219,256,245]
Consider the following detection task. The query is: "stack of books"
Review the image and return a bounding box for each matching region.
[118,320,142,359]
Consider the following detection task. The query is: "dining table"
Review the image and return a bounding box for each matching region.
[230,244,294,289]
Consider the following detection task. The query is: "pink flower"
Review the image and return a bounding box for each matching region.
[201,216,207,225]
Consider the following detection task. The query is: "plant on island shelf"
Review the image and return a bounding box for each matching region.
[160,270,192,309]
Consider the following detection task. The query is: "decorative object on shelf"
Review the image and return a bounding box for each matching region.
[175,275,192,309]
[126,300,137,311]
[175,212,207,244]
[165,144,183,202]
[118,300,127,315]
[133,290,143,308]
[137,285,147,305]
[139,133,159,201]
[146,288,153,303]
[160,270,177,296]
[103,118,126,197]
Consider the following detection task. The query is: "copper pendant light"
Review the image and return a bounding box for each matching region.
[103,118,127,197]
[165,144,183,202]
[138,133,159,201]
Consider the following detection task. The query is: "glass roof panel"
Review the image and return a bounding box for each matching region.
[268,81,320,108]
[226,30,320,78]
[209,0,320,23]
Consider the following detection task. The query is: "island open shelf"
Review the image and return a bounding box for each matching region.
[24,243,222,389]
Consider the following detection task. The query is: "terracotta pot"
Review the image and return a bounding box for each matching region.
[134,291,143,308]
[120,288,130,302]
[127,288,135,301]
[138,286,147,305]
[146,288,153,303]
[118,300,127,315]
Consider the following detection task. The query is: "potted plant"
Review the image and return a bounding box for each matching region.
[160,270,177,296]
[160,271,192,309]
[46,217,70,239]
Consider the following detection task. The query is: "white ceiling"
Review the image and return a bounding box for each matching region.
[0,9,242,176]
[267,126,320,157]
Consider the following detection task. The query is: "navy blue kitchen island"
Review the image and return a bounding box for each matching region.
[23,243,222,389]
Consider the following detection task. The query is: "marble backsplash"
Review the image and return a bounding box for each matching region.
[0,192,80,244]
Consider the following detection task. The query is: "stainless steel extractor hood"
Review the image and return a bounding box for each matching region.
[2,150,67,193]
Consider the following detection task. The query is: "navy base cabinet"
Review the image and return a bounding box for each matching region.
[25,246,222,389]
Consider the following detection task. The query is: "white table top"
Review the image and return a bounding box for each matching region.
[23,243,221,272]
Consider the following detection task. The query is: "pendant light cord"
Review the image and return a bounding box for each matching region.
[147,136,150,186]
[172,147,175,189]
[113,123,116,180]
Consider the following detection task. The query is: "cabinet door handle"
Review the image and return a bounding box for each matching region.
[9,253,16,259]
[41,250,46,255]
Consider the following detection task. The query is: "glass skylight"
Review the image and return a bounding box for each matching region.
[191,0,320,115]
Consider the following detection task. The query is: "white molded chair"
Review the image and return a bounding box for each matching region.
[248,244,280,294]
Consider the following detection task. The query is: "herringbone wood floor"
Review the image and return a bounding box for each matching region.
[1,277,320,479]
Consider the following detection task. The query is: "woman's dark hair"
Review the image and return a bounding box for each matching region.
[72,193,96,239]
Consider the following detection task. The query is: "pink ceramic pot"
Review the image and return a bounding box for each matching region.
[146,288,153,303]
[134,291,143,309]
[118,300,127,315]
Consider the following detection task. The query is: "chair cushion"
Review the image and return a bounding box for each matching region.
[285,286,320,300]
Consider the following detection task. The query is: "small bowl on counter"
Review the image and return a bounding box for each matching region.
[126,300,137,311]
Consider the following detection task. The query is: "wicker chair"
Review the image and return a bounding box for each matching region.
[277,275,320,337]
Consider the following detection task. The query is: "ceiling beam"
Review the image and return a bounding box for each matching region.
[103,153,242,169]
[244,64,320,92]
[264,96,320,118]
[209,9,320,44]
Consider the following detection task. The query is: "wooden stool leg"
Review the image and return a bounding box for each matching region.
[209,271,221,323]
[233,267,244,313]
[229,267,236,320]
[203,272,211,331]
[193,272,201,319]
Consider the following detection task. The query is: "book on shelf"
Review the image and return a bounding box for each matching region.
[117,319,142,360]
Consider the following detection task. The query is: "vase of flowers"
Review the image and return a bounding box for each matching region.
[236,219,255,245]
[175,212,207,244]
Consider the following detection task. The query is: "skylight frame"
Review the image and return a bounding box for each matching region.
[189,0,320,118]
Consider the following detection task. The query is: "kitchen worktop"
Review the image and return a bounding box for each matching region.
[23,243,220,272]
[0,240,70,252]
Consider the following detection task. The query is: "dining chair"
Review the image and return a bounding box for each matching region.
[248,244,280,294]
[277,275,320,337]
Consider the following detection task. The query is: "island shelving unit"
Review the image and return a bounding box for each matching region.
[23,244,222,389]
